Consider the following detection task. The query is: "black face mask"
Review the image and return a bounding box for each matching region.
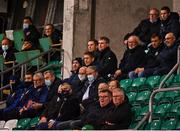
[24,81,33,88]
[60,91,70,100]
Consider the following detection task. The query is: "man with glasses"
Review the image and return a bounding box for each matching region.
[101,88,132,130]
[124,8,160,48]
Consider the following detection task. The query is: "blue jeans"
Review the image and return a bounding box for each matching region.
[128,71,145,79]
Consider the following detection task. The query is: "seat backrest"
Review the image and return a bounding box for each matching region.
[0,33,4,43]
[4,119,18,130]
[39,37,52,52]
[13,30,25,51]
[15,51,28,64]
[26,50,43,66]
[0,55,4,71]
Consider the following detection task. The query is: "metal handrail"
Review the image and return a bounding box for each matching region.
[0,84,10,91]
[149,86,180,122]
[0,48,64,76]
[134,112,150,130]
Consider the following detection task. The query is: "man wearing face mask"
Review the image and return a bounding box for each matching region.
[114,35,146,81]
[77,66,105,111]
[0,37,17,85]
[70,66,87,96]
[36,83,80,130]
[0,73,48,121]
[43,70,62,102]
[22,16,40,51]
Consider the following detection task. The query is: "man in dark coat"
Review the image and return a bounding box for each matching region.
[140,32,178,77]
[114,35,146,80]
[129,33,164,79]
[159,6,180,40]
[22,16,40,51]
[77,66,105,111]
[36,83,80,130]
[101,88,132,130]
[97,36,117,80]
[124,8,160,48]
[43,70,62,102]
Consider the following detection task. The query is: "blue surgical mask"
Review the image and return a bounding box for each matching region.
[23,23,29,29]
[2,45,8,51]
[87,74,95,83]
[45,79,52,86]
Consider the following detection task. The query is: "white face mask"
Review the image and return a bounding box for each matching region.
[23,23,29,29]
[78,74,86,81]
[45,79,52,86]
[87,74,95,83]
[2,45,8,51]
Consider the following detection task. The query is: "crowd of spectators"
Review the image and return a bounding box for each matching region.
[0,6,180,130]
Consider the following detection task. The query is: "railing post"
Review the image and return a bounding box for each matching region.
[177,45,180,74]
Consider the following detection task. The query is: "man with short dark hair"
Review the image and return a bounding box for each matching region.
[44,70,62,102]
[22,16,40,51]
[97,36,117,80]
[159,6,180,40]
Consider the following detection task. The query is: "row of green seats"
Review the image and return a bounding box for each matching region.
[120,74,180,92]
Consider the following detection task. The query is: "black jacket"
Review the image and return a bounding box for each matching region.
[160,17,180,40]
[24,25,40,50]
[43,94,80,121]
[98,47,117,80]
[119,45,146,74]
[124,18,161,47]
[101,99,132,130]
[46,77,62,102]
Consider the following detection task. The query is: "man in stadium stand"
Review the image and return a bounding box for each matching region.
[98,82,109,92]
[70,66,87,96]
[43,24,62,61]
[87,39,100,62]
[82,51,98,67]
[0,37,17,85]
[124,8,160,48]
[128,33,164,79]
[55,89,113,130]
[23,72,34,89]
[114,35,146,80]
[21,16,40,51]
[97,36,117,80]
[43,70,62,102]
[101,88,132,130]
[77,66,105,111]
[0,73,48,121]
[159,6,180,40]
[36,83,80,130]
[108,80,120,92]
[63,57,82,84]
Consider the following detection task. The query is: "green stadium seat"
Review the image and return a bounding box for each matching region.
[13,30,25,51]
[120,79,133,92]
[16,118,31,129]
[176,121,180,129]
[135,90,151,105]
[127,92,137,103]
[154,103,171,118]
[145,75,161,89]
[168,101,180,118]
[0,33,4,42]
[145,119,162,130]
[15,51,28,64]
[28,117,40,129]
[26,50,43,67]
[161,119,177,130]
[0,55,4,71]
[129,122,138,129]
[154,92,164,104]
[159,74,174,88]
[131,105,141,120]
[160,91,180,103]
[171,74,180,87]
[136,105,150,120]
[39,37,52,52]
[131,77,146,87]
[82,124,94,130]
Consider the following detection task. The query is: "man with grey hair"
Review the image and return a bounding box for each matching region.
[101,88,132,130]
[0,72,48,121]
[114,35,146,80]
